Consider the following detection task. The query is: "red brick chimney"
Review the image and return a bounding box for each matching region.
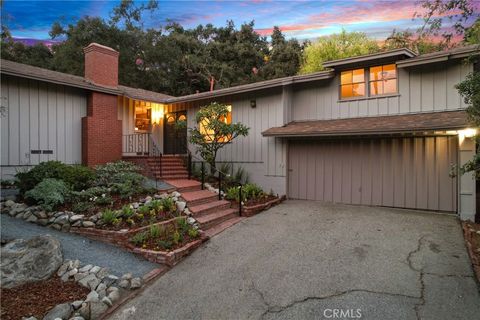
[81,43,122,167]
[83,43,119,87]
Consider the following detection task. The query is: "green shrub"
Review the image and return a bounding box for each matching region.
[95,161,144,187]
[149,224,163,238]
[71,201,94,213]
[225,186,243,202]
[157,239,173,250]
[172,230,182,245]
[243,183,264,200]
[101,209,118,225]
[148,200,162,213]
[25,178,69,211]
[121,205,135,218]
[70,186,110,202]
[63,165,95,191]
[138,205,151,215]
[159,197,175,213]
[176,217,189,233]
[95,195,113,206]
[188,228,200,238]
[131,231,149,246]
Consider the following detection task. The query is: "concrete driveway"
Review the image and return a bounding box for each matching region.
[110,200,480,320]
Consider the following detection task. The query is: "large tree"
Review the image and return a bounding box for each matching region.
[299,29,380,74]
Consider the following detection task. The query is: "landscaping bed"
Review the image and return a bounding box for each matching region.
[232,195,285,217]
[1,275,90,320]
[463,221,480,281]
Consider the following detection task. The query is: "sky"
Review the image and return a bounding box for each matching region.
[2,0,480,43]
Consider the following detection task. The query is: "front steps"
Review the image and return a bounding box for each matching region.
[166,179,242,235]
[124,155,189,180]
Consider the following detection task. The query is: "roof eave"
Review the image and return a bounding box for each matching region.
[322,48,417,68]
[397,47,480,68]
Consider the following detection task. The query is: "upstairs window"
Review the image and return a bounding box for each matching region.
[340,69,365,99]
[199,105,232,143]
[369,64,397,96]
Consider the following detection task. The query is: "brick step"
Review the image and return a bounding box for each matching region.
[149,164,186,169]
[189,200,231,217]
[204,216,244,238]
[157,174,189,180]
[152,169,188,175]
[196,209,238,230]
[181,190,219,207]
[164,179,202,193]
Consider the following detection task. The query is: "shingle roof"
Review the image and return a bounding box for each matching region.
[262,110,469,137]
[118,85,172,103]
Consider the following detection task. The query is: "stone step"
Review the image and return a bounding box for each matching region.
[164,179,202,193]
[189,200,231,217]
[181,190,218,207]
[196,208,238,230]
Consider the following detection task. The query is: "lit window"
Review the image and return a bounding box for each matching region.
[134,100,151,131]
[369,64,397,96]
[200,105,232,143]
[340,69,365,99]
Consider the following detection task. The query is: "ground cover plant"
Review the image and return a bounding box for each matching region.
[225,183,277,206]
[129,217,200,251]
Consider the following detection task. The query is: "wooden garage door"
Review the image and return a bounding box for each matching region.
[288,137,458,212]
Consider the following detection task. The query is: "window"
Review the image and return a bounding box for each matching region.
[199,105,232,143]
[340,68,365,99]
[134,100,151,131]
[369,64,397,96]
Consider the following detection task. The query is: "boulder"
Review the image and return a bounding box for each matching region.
[1,235,62,288]
[176,201,186,213]
[107,289,120,303]
[5,200,15,207]
[78,274,100,290]
[70,215,85,222]
[130,277,142,289]
[89,301,109,319]
[82,221,95,228]
[43,303,72,320]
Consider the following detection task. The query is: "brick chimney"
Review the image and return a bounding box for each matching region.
[81,43,122,167]
[83,43,119,87]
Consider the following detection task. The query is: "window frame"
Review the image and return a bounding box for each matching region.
[339,64,398,101]
[199,105,233,144]
[339,68,366,100]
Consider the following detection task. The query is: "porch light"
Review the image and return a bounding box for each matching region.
[459,128,477,138]
[151,104,164,125]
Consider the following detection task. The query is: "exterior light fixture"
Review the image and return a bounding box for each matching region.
[250,100,256,108]
[459,128,477,138]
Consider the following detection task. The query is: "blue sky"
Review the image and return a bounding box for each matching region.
[2,0,480,41]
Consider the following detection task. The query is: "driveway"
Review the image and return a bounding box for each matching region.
[110,200,480,320]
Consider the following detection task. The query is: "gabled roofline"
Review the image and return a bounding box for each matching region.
[322,48,417,68]
[165,70,335,104]
[396,44,479,68]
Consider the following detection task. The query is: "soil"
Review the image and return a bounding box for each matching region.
[1,276,90,320]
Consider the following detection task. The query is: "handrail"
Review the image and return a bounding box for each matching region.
[148,135,163,179]
[187,149,243,216]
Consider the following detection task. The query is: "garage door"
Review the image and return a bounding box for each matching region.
[288,136,458,212]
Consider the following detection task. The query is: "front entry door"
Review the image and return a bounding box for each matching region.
[164,111,187,154]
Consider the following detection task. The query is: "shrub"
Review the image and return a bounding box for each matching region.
[172,230,182,245]
[188,228,200,238]
[138,205,151,215]
[71,201,94,213]
[101,209,118,225]
[149,224,163,238]
[159,197,175,213]
[149,200,162,213]
[63,165,96,191]
[25,178,69,211]
[225,186,244,202]
[95,161,144,187]
[176,217,189,233]
[70,186,110,202]
[131,231,149,246]
[157,239,173,250]
[95,195,113,206]
[243,183,264,200]
[121,205,135,218]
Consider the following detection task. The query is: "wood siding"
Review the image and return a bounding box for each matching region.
[288,136,458,212]
[1,75,86,167]
[292,62,472,121]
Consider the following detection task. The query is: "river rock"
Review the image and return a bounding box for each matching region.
[43,303,72,320]
[1,235,62,288]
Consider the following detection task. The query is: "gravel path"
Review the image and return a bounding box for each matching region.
[1,214,159,277]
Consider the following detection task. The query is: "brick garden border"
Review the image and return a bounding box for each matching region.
[241,195,286,217]
[462,222,480,282]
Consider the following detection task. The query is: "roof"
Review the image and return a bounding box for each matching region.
[322,48,417,68]
[0,59,173,101]
[262,110,469,138]
[397,44,480,68]
[164,70,334,104]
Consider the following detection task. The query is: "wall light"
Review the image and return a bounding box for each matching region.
[459,128,477,138]
[151,104,164,125]
[250,100,256,108]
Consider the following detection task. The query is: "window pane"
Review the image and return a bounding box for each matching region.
[383,79,397,94]
[369,66,382,81]
[370,81,382,96]
[341,71,352,85]
[341,84,353,98]
[352,83,365,97]
[352,69,364,83]
[382,64,396,79]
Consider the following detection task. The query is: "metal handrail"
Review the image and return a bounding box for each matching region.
[187,149,243,216]
[148,135,163,179]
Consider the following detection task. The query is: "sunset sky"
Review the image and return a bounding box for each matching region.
[2,0,480,42]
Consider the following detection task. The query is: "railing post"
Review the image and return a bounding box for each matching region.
[238,185,242,217]
[218,171,222,200]
[188,152,192,180]
[160,153,162,178]
[201,162,205,190]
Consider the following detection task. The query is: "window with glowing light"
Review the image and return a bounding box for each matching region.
[340,69,365,99]
[199,105,232,143]
[369,64,397,96]
[134,100,151,132]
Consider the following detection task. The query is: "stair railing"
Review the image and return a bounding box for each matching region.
[187,149,243,216]
[147,134,163,189]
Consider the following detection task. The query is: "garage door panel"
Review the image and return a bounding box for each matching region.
[288,136,457,212]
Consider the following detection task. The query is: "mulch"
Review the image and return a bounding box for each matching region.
[1,276,90,320]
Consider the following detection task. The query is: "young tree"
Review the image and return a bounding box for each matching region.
[189,102,249,173]
[299,29,380,74]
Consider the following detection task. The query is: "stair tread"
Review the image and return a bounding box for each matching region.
[195,208,238,224]
[181,189,218,202]
[189,200,230,214]
[165,179,202,188]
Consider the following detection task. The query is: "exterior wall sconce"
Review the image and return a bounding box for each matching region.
[250,100,256,108]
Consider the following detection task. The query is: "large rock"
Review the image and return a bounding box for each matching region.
[43,302,72,320]
[0,235,63,288]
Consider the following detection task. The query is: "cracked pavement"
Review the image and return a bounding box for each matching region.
[109,200,480,320]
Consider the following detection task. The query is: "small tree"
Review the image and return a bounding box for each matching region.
[189,102,249,174]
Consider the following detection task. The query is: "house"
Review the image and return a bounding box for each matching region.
[1,43,479,220]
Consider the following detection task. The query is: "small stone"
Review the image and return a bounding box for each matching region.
[130,277,142,289]
[61,271,71,282]
[171,191,181,198]
[71,260,80,269]
[62,224,71,232]
[70,214,85,222]
[154,194,162,199]
[5,200,15,207]
[78,274,100,290]
[82,221,95,228]
[37,219,49,226]
[101,275,117,287]
[70,317,85,320]
[187,217,196,225]
[50,224,62,230]
[26,214,37,223]
[79,264,93,273]
[74,273,88,282]
[54,215,70,225]
[118,279,130,289]
[106,286,119,294]
[96,268,109,280]
[172,197,178,202]
[22,317,37,320]
[68,268,78,277]
[89,266,101,274]
[121,272,132,280]
[107,290,120,303]
[176,201,186,213]
[96,283,107,292]
[72,221,82,227]
[54,211,65,218]
[132,202,140,209]
[78,303,90,320]
[89,301,108,319]
[184,208,191,216]
[71,300,84,310]
[159,193,168,199]
[57,263,69,277]
[85,290,99,303]
[101,296,113,307]
[36,210,48,219]
[43,303,72,320]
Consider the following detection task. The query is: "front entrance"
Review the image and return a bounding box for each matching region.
[164,111,187,155]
